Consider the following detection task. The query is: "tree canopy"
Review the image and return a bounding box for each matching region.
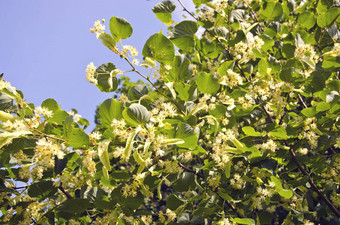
[1,0,340,224]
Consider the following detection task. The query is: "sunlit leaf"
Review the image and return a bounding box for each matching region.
[123,103,151,127]
[109,16,133,42]
[98,139,112,171]
[152,0,176,24]
[142,32,175,64]
[167,55,193,82]
[59,199,91,213]
[98,98,123,127]
[95,63,119,92]
[297,12,316,29]
[317,8,340,28]
[242,126,265,137]
[260,1,283,21]
[196,72,220,95]
[169,20,198,51]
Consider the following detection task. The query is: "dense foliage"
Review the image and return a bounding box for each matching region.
[1,0,340,224]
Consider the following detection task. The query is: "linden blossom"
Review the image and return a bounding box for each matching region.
[90,19,105,38]
[2,0,340,223]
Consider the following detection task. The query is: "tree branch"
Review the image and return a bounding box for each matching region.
[58,183,72,199]
[123,57,186,115]
[298,94,308,108]
[279,94,290,125]
[178,162,204,178]
[31,128,65,142]
[260,105,274,123]
[285,140,340,218]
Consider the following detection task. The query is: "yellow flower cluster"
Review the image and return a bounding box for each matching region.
[90,19,105,38]
[85,62,97,85]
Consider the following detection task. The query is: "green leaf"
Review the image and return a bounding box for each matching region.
[228,30,246,47]
[225,160,231,178]
[327,80,340,92]
[279,67,295,83]
[0,130,31,149]
[81,186,108,203]
[41,98,59,112]
[67,128,90,149]
[98,32,116,50]
[281,44,295,59]
[95,63,119,92]
[217,61,234,76]
[109,16,133,42]
[128,85,148,100]
[161,138,185,145]
[0,110,15,122]
[174,122,198,148]
[173,172,195,192]
[28,181,58,201]
[140,57,157,68]
[0,92,13,110]
[322,56,340,70]
[217,189,233,201]
[270,176,293,199]
[199,38,221,58]
[175,83,193,101]
[60,199,91,213]
[98,139,112,171]
[167,55,193,82]
[124,127,141,161]
[54,156,68,175]
[278,189,294,199]
[169,20,198,51]
[232,218,256,225]
[111,171,130,180]
[142,32,175,64]
[133,150,145,168]
[166,194,185,210]
[48,110,69,125]
[297,12,316,29]
[98,98,123,127]
[316,102,330,112]
[260,1,283,21]
[242,126,265,137]
[122,103,151,127]
[196,72,220,95]
[317,8,340,28]
[301,107,317,117]
[269,127,288,140]
[152,0,176,24]
[310,71,326,92]
[257,59,269,75]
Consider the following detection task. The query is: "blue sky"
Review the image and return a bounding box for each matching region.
[0,0,194,130]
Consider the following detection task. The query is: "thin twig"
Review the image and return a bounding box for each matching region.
[13,186,28,189]
[225,199,243,218]
[124,57,186,115]
[298,94,308,108]
[260,105,274,123]
[285,140,340,218]
[58,184,72,199]
[244,2,258,23]
[279,94,290,125]
[177,0,198,21]
[31,128,65,142]
[178,162,204,178]
[329,146,337,155]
